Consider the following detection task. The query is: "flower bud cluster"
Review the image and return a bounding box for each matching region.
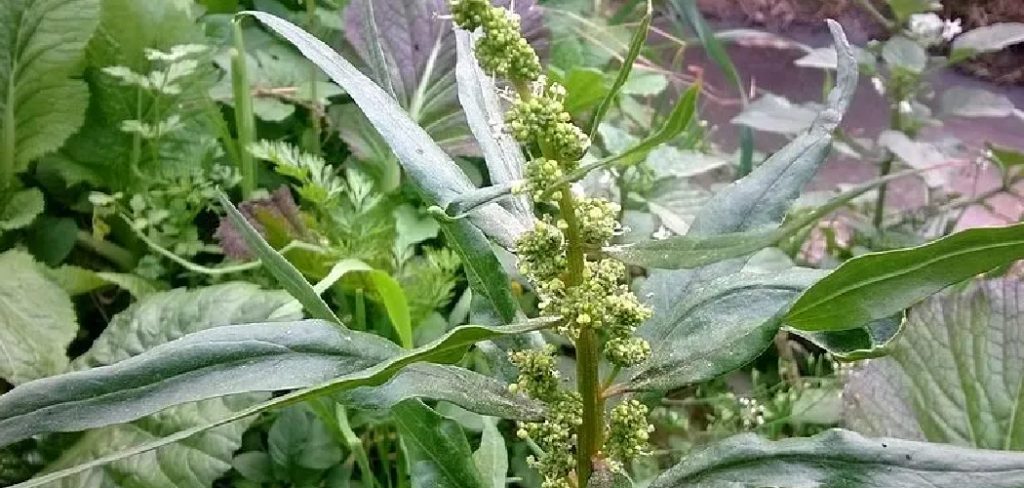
[605,400,653,461]
[449,0,540,82]
[507,81,591,162]
[451,0,654,481]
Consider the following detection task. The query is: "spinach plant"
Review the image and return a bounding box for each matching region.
[4,2,1024,487]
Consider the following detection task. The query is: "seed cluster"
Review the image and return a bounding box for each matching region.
[450,1,654,485]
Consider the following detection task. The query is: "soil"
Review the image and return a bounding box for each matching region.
[698,0,1024,83]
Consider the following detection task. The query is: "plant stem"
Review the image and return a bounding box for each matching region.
[853,0,895,31]
[2,77,16,190]
[305,0,322,155]
[558,189,602,487]
[231,20,258,198]
[873,107,902,229]
[75,231,136,271]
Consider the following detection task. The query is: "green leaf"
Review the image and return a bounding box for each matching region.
[0,0,100,177]
[648,429,1024,488]
[731,94,820,135]
[988,143,1024,176]
[393,399,485,488]
[36,282,297,488]
[24,216,76,265]
[687,20,856,240]
[587,6,651,138]
[0,249,76,384]
[315,258,412,348]
[844,279,1024,449]
[882,36,927,74]
[952,22,1024,59]
[941,86,1017,118]
[268,405,342,481]
[245,11,523,322]
[44,265,159,298]
[454,29,530,220]
[340,363,544,421]
[218,191,341,324]
[886,0,933,23]
[793,312,906,361]
[473,417,508,488]
[785,222,1024,332]
[0,188,44,233]
[594,83,698,171]
[560,68,608,115]
[627,268,826,391]
[3,318,550,487]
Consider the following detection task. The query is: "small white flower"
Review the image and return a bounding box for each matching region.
[898,100,913,115]
[652,225,672,240]
[871,76,886,96]
[942,18,963,41]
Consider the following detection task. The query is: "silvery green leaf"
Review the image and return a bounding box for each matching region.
[941,86,1017,118]
[882,36,927,73]
[731,93,821,135]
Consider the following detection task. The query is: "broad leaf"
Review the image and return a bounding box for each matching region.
[941,86,1017,118]
[0,250,76,384]
[340,363,543,420]
[342,0,545,157]
[37,282,297,488]
[4,319,550,487]
[627,268,826,391]
[0,188,44,233]
[786,222,1024,332]
[793,313,905,361]
[882,36,927,74]
[648,429,1024,488]
[246,11,523,322]
[731,94,820,135]
[844,279,1024,449]
[952,22,1024,58]
[0,0,99,176]
[393,399,485,488]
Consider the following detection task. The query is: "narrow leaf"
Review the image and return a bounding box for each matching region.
[454,29,530,220]
[649,429,1024,488]
[587,4,652,139]
[6,319,550,487]
[218,191,341,324]
[786,222,1024,332]
[473,417,508,488]
[394,399,486,488]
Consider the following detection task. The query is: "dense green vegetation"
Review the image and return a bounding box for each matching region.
[2,0,1024,487]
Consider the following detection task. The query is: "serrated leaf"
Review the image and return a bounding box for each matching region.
[2,318,550,487]
[786,222,1024,332]
[648,429,1024,488]
[844,279,1024,449]
[35,283,296,488]
[0,0,100,174]
[394,399,485,488]
[0,250,76,385]
[0,188,44,233]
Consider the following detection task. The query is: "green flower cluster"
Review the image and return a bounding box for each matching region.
[451,1,653,485]
[449,0,540,82]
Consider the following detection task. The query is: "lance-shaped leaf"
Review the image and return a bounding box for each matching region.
[627,268,826,391]
[786,222,1024,332]
[342,0,545,158]
[648,429,1024,488]
[5,318,550,487]
[844,279,1024,449]
[244,11,522,323]
[0,0,100,177]
[394,399,486,488]
[454,29,530,220]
